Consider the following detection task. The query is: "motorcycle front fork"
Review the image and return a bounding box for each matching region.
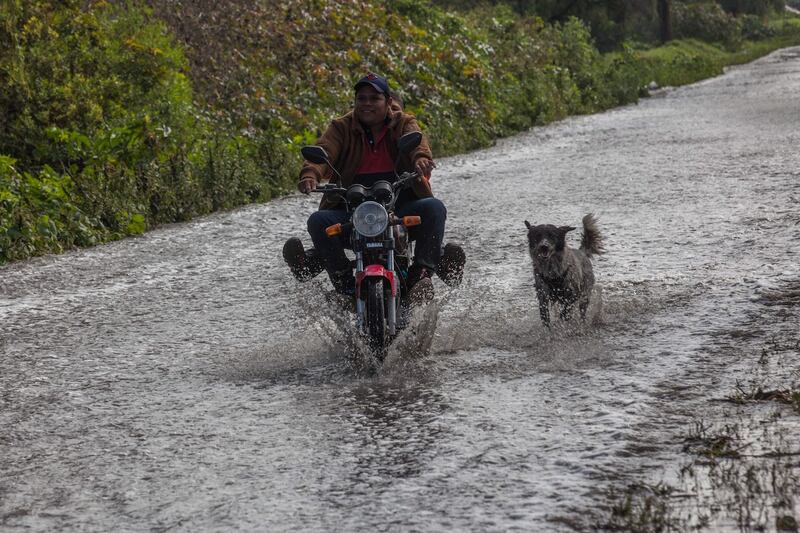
[386,250,396,336]
[355,252,365,330]
[354,250,398,336]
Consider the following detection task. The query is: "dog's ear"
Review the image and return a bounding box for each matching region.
[559,226,577,234]
[525,220,532,229]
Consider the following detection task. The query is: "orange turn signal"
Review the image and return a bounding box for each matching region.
[325,223,342,237]
[402,216,421,227]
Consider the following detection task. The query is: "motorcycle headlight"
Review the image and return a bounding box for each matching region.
[352,201,388,237]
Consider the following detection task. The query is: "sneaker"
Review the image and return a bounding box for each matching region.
[283,238,325,282]
[305,250,324,279]
[283,237,310,281]
[436,243,465,287]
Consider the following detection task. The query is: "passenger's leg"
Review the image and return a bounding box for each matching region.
[397,198,447,303]
[307,210,354,294]
[397,197,447,271]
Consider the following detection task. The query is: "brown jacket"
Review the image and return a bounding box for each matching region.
[299,109,434,210]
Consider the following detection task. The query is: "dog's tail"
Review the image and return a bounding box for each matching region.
[580,213,605,256]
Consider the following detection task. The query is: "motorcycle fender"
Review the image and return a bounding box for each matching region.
[356,265,397,298]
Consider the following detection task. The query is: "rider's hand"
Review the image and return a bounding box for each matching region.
[298,177,317,195]
[415,158,435,180]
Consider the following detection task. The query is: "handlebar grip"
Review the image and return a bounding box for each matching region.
[393,172,419,191]
[312,186,346,193]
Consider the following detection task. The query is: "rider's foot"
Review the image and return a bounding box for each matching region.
[407,265,434,306]
[283,237,310,281]
[437,243,466,287]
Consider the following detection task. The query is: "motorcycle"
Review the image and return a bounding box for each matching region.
[301,132,426,357]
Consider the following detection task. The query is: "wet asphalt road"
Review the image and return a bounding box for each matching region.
[2,47,800,531]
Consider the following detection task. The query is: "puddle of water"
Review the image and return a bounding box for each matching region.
[2,46,800,532]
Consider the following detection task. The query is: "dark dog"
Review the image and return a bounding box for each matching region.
[525,214,605,327]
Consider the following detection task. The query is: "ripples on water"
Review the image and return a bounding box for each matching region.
[2,48,799,531]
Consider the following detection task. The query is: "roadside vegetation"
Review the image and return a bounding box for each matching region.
[603,410,800,531]
[598,280,800,532]
[2,0,799,263]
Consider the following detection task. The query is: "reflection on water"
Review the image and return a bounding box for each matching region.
[335,385,448,484]
[1,47,800,531]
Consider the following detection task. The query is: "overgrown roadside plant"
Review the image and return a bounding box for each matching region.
[3,0,800,263]
[144,0,655,160]
[0,0,288,262]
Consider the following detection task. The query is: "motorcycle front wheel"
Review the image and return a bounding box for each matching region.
[365,278,387,355]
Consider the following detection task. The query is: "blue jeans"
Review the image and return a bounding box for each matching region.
[307,197,447,280]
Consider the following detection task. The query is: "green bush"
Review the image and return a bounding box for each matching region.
[720,0,786,16]
[0,155,100,260]
[0,0,290,262]
[673,2,743,47]
[1,1,190,171]
[3,0,800,263]
[740,14,776,39]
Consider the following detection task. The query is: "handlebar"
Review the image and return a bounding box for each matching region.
[312,172,419,195]
[392,171,419,192]
[312,184,347,194]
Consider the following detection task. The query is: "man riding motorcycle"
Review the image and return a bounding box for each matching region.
[284,73,464,303]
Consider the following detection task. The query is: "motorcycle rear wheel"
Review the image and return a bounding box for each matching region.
[366,278,387,355]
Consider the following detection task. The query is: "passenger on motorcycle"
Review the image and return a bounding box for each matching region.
[293,73,445,304]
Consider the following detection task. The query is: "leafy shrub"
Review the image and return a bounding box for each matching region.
[3,0,799,263]
[0,155,101,260]
[633,39,726,86]
[739,14,776,39]
[673,2,743,47]
[0,0,288,262]
[720,0,786,16]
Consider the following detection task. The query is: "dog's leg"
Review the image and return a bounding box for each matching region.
[540,303,551,327]
[559,302,574,322]
[536,289,550,327]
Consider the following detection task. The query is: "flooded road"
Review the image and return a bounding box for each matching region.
[2,47,800,531]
